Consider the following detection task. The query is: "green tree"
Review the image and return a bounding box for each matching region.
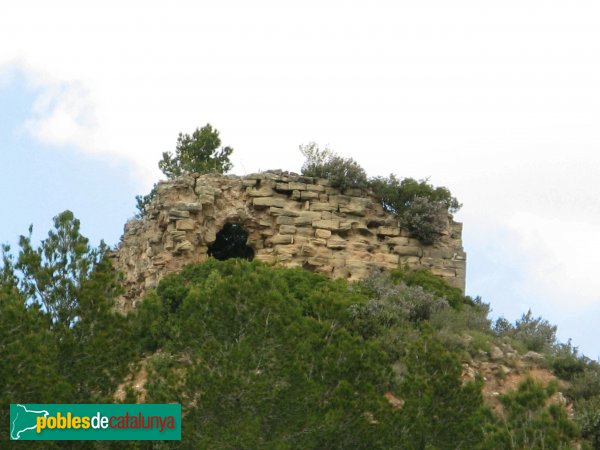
[487,378,578,449]
[159,123,233,179]
[494,309,557,353]
[393,331,492,449]
[134,184,157,219]
[135,259,393,449]
[369,175,462,215]
[0,287,70,445]
[576,396,600,449]
[136,124,234,217]
[1,212,136,404]
[14,211,101,328]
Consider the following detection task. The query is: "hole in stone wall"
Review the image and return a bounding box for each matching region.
[207,223,255,261]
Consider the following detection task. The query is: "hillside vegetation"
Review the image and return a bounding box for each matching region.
[2,212,600,449]
[3,132,599,448]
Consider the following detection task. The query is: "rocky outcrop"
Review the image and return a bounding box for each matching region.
[114,171,466,306]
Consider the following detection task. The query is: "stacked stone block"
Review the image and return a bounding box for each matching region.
[114,171,466,307]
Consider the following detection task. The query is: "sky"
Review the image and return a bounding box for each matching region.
[1,1,600,356]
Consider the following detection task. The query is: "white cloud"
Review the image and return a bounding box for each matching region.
[3,1,600,348]
[507,212,600,307]
[24,81,96,149]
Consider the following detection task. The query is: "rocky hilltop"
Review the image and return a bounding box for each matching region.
[114,170,466,306]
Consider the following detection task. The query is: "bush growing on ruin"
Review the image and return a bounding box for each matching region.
[399,196,448,244]
[299,146,462,244]
[369,174,461,215]
[369,175,462,244]
[300,142,368,190]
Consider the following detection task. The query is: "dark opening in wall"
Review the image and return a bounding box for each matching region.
[208,223,255,261]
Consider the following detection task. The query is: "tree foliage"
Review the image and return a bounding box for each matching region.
[393,332,491,449]
[369,175,462,244]
[298,146,462,243]
[0,212,136,446]
[576,396,600,448]
[495,309,557,353]
[135,259,392,449]
[159,123,233,179]
[300,142,368,190]
[134,183,157,219]
[0,213,589,448]
[487,378,578,449]
[136,124,233,218]
[13,211,103,327]
[390,268,468,309]
[369,174,462,215]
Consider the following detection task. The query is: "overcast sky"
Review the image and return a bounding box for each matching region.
[1,1,600,356]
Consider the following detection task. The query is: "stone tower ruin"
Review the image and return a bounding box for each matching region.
[114,171,466,306]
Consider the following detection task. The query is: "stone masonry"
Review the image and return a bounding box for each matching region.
[114,171,466,306]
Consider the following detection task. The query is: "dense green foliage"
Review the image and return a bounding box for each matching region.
[3,213,598,448]
[136,261,392,448]
[369,175,462,215]
[0,212,137,449]
[369,175,462,244]
[488,378,578,449]
[393,331,491,449]
[576,396,600,448]
[390,268,467,309]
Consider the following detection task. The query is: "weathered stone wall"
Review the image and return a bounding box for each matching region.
[114,171,466,306]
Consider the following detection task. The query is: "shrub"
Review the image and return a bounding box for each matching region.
[486,378,578,449]
[575,396,600,448]
[494,310,557,353]
[369,175,461,244]
[512,310,557,353]
[493,317,513,336]
[351,271,450,360]
[358,271,449,325]
[430,302,492,335]
[568,366,600,401]
[369,174,462,215]
[400,196,448,244]
[467,330,493,356]
[550,340,589,381]
[390,268,466,309]
[300,142,368,190]
[393,331,491,449]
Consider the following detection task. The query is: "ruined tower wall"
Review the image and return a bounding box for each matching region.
[114,171,466,305]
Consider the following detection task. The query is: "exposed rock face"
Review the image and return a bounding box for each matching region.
[114,171,466,306]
